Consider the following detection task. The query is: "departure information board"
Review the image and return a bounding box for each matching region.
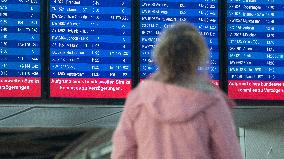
[49,0,132,98]
[0,0,41,98]
[140,0,219,85]
[227,0,284,100]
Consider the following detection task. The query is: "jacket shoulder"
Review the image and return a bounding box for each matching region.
[123,86,143,121]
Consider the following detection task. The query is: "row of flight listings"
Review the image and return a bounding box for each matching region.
[0,0,283,101]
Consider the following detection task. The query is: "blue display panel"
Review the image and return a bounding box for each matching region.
[0,0,41,97]
[140,0,219,85]
[227,0,284,100]
[49,0,132,98]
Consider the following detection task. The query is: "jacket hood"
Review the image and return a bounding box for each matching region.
[138,80,219,123]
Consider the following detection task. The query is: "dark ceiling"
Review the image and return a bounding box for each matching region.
[0,128,89,159]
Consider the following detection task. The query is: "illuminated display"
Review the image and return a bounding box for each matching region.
[0,0,41,97]
[49,0,132,98]
[140,0,219,85]
[227,0,284,100]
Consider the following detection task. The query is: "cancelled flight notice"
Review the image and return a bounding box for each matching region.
[227,0,284,100]
[50,0,132,98]
[0,0,41,97]
[140,0,219,85]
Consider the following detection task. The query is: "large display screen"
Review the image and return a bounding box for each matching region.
[227,0,284,100]
[49,0,132,98]
[0,0,41,97]
[140,0,219,85]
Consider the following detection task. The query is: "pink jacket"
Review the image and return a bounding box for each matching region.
[112,80,243,159]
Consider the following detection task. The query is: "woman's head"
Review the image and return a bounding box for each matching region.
[152,22,209,83]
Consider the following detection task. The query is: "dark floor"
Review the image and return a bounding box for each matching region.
[0,128,89,159]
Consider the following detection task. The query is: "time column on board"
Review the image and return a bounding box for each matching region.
[0,0,41,97]
[49,0,132,98]
[195,0,219,86]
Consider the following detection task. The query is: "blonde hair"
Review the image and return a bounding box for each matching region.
[152,22,209,84]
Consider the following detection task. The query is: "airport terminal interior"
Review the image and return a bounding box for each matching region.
[1,0,284,159]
